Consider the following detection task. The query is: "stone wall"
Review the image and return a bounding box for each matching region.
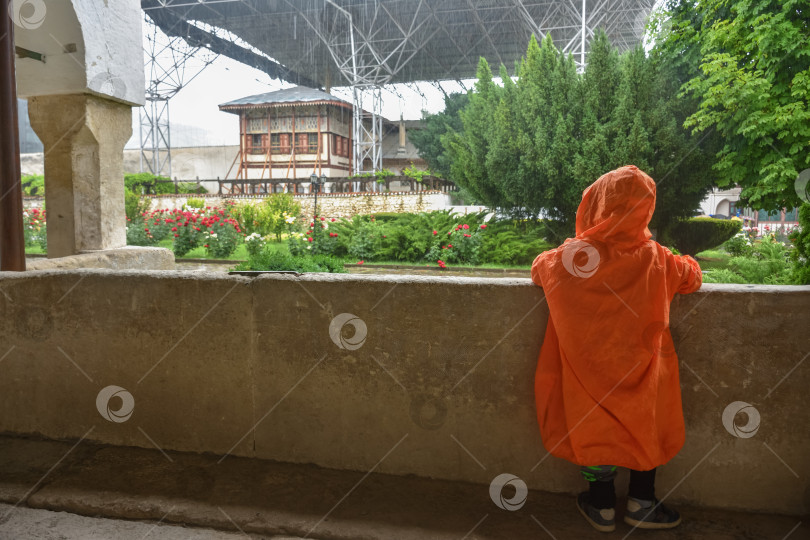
[24,192,452,218]
[140,192,451,218]
[0,272,807,516]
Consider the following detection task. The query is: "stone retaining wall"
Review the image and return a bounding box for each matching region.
[24,191,454,219]
[0,271,807,515]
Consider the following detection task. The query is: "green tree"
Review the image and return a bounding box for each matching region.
[669,0,810,211]
[442,30,718,240]
[408,92,468,180]
[445,57,509,210]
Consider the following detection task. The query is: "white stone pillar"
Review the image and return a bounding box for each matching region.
[28,94,131,257]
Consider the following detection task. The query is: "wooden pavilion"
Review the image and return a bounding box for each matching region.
[219,87,354,184]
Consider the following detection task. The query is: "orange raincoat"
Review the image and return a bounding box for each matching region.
[531,165,702,471]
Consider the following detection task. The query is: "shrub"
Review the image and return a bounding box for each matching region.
[426,221,483,265]
[127,208,175,246]
[666,218,742,257]
[22,207,48,250]
[348,218,386,260]
[367,212,401,222]
[702,269,748,284]
[202,217,242,259]
[244,232,266,257]
[789,203,810,285]
[125,188,151,221]
[230,194,301,240]
[280,211,557,267]
[703,236,793,284]
[124,172,207,194]
[21,174,45,196]
[126,220,156,246]
[173,218,201,257]
[230,201,270,237]
[185,197,205,209]
[376,210,487,263]
[479,219,552,266]
[722,233,753,257]
[124,205,244,258]
[232,248,346,273]
[310,218,342,256]
[402,163,436,183]
[374,168,395,183]
[265,194,302,240]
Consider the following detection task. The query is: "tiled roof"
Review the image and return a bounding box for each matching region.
[219,86,351,109]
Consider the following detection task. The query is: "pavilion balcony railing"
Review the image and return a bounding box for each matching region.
[215,175,457,196]
[247,144,320,155]
[129,176,457,197]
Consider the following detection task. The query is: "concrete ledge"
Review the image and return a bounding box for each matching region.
[24,247,174,271]
[0,271,808,516]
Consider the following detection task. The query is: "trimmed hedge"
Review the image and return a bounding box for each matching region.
[667,217,742,256]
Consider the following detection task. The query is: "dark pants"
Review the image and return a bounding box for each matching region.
[581,465,656,509]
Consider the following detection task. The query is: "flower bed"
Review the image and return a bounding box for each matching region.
[127,204,243,258]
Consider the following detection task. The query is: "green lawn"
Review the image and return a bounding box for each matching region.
[695,249,732,272]
[24,244,46,255]
[351,259,532,270]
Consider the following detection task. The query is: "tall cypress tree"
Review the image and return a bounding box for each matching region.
[446,57,507,210]
[441,28,717,239]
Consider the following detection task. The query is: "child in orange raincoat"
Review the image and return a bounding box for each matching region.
[531,165,702,533]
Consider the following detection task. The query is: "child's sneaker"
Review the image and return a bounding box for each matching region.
[576,492,616,533]
[623,497,682,529]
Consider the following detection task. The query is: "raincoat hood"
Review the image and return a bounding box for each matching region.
[575,165,655,247]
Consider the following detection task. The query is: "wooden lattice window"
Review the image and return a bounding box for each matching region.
[249,134,266,155]
[277,134,291,154]
[335,136,349,157]
[295,133,309,153]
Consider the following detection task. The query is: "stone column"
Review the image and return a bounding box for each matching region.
[28,94,131,258]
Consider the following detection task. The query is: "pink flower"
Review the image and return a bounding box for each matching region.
[480,224,487,229]
[462,224,469,230]
[358,260,364,265]
[432,230,437,235]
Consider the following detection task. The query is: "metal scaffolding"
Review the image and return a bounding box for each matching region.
[140,14,218,178]
[140,0,656,173]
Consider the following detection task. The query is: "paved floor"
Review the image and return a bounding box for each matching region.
[0,436,805,540]
[0,504,305,539]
